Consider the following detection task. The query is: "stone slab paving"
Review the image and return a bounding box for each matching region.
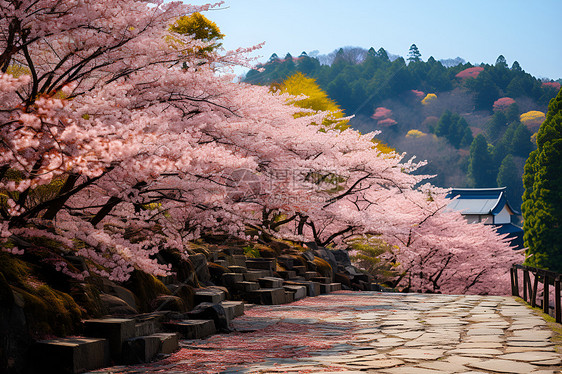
[89,291,562,373]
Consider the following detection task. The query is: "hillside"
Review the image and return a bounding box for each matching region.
[243,46,561,209]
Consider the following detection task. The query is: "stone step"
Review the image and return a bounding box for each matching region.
[227,254,247,267]
[246,288,285,305]
[152,332,180,354]
[283,285,307,301]
[122,335,161,364]
[277,270,297,280]
[163,319,216,339]
[222,247,245,256]
[233,281,260,293]
[292,266,307,275]
[221,272,244,286]
[311,276,330,284]
[285,291,295,304]
[284,281,321,297]
[34,337,109,374]
[187,302,231,331]
[244,269,271,281]
[303,271,319,280]
[134,318,159,337]
[83,318,135,360]
[289,276,306,282]
[194,289,226,304]
[245,258,276,272]
[258,276,284,288]
[276,256,295,269]
[214,259,228,267]
[320,283,342,294]
[221,301,245,320]
[227,265,248,273]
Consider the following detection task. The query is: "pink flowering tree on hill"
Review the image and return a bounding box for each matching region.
[493,97,516,112]
[455,66,484,79]
[0,0,521,293]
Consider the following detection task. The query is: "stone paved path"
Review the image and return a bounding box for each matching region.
[96,291,562,373]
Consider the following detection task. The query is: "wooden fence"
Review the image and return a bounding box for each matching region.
[510,264,562,323]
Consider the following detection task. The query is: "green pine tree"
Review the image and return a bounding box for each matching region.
[407,44,422,63]
[468,134,495,187]
[522,88,562,272]
[497,154,523,209]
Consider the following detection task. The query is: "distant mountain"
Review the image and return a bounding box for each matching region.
[243,46,560,208]
[439,57,466,67]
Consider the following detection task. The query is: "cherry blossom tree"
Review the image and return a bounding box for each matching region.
[0,0,522,293]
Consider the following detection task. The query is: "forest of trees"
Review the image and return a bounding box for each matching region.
[244,46,560,209]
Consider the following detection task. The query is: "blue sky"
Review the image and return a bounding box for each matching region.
[181,0,561,80]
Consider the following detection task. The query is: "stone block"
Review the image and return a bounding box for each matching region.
[221,272,244,286]
[233,281,260,293]
[285,291,294,304]
[286,281,320,297]
[258,277,284,288]
[134,319,158,337]
[311,276,330,284]
[277,270,297,280]
[164,320,216,339]
[292,266,307,275]
[83,318,135,360]
[214,259,228,267]
[152,332,180,354]
[187,302,230,331]
[227,254,247,267]
[220,301,245,321]
[194,289,225,304]
[283,285,307,300]
[34,337,109,374]
[244,269,270,281]
[246,288,285,305]
[122,335,161,364]
[227,265,248,273]
[303,271,319,280]
[245,258,276,272]
[277,256,295,269]
[320,283,342,294]
[221,301,245,318]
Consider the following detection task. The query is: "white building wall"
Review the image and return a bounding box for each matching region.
[494,206,511,224]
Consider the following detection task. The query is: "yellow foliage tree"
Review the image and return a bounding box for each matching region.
[169,12,224,56]
[274,72,349,131]
[520,110,546,130]
[275,73,395,154]
[421,93,437,106]
[406,129,427,138]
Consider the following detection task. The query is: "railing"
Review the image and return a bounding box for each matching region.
[511,264,562,323]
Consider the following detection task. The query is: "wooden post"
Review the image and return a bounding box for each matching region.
[523,269,529,302]
[511,266,519,297]
[543,274,550,315]
[531,272,539,308]
[555,276,561,323]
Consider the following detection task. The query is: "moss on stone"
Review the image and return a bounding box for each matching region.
[255,244,278,258]
[157,247,199,287]
[11,284,82,338]
[69,283,107,318]
[124,270,171,313]
[313,256,332,278]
